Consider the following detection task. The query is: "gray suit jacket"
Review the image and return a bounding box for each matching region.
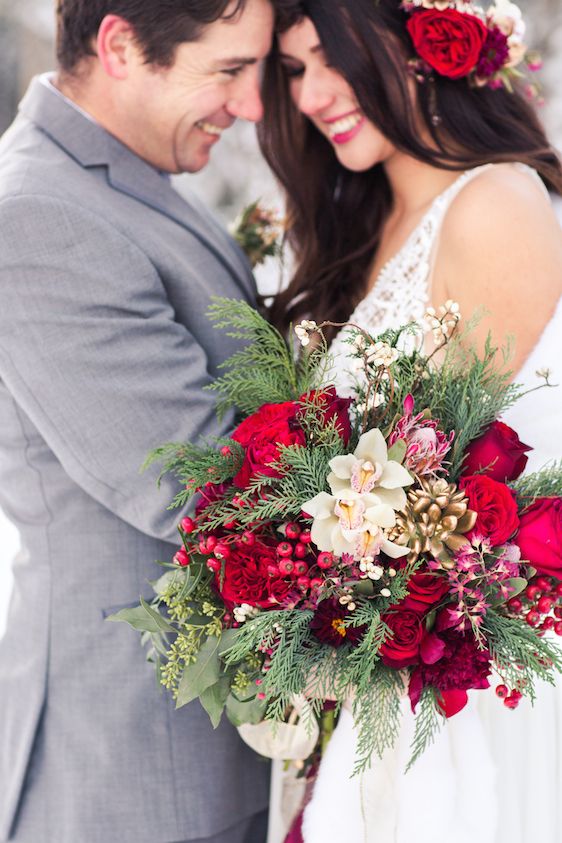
[0,77,269,843]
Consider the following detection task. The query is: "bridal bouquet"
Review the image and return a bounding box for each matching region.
[112,298,562,770]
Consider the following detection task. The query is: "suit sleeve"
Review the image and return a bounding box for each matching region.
[0,194,238,544]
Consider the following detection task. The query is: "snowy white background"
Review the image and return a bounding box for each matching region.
[0,0,561,636]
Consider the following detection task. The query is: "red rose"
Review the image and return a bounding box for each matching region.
[380,610,424,669]
[462,421,531,482]
[231,401,305,488]
[460,475,519,546]
[301,387,352,444]
[310,598,365,648]
[406,9,487,80]
[217,540,291,609]
[402,572,450,614]
[515,498,562,579]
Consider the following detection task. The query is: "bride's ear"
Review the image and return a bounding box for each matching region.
[96,15,139,80]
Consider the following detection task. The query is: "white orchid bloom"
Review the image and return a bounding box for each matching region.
[327,429,413,511]
[302,430,413,561]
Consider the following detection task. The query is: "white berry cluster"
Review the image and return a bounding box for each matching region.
[233,603,259,624]
[425,300,461,346]
[295,320,318,348]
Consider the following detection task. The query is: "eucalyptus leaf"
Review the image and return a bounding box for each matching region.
[140,597,176,633]
[200,677,231,728]
[218,628,240,658]
[226,692,267,727]
[106,602,174,634]
[176,636,221,708]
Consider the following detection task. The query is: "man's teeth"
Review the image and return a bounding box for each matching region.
[196,121,223,137]
[327,114,363,138]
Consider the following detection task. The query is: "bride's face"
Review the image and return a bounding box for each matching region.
[277,18,396,172]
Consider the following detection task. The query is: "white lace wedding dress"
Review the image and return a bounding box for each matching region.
[299,163,562,843]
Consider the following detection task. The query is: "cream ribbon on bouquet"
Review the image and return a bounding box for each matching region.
[237,695,319,760]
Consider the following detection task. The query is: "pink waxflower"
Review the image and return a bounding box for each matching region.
[389,397,453,477]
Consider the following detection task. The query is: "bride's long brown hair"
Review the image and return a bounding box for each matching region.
[260,0,562,341]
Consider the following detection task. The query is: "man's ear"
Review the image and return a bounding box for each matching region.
[96,14,139,80]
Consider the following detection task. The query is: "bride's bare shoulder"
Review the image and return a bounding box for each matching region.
[440,163,561,256]
[432,163,562,371]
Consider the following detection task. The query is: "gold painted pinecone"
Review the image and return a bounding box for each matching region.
[388,478,477,569]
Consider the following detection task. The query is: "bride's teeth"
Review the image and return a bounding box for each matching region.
[196,121,223,136]
[327,114,362,138]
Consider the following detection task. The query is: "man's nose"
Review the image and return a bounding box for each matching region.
[227,70,264,123]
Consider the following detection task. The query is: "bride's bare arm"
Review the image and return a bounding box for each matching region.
[430,164,562,374]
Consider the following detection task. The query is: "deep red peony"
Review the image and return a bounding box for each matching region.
[231,401,306,488]
[310,599,365,648]
[402,571,451,614]
[408,626,491,716]
[380,609,424,669]
[217,539,291,609]
[406,9,488,80]
[460,475,519,546]
[301,387,352,445]
[515,497,562,579]
[462,421,531,482]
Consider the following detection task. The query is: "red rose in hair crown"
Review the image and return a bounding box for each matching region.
[406,9,487,79]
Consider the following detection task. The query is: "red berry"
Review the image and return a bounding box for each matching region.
[294,543,307,559]
[173,549,190,567]
[541,617,555,631]
[206,558,221,572]
[224,520,237,530]
[536,577,553,593]
[285,522,301,540]
[267,564,279,577]
[537,596,554,615]
[317,552,334,570]
[214,542,231,559]
[507,598,523,613]
[495,684,509,699]
[257,692,266,700]
[555,583,562,597]
[525,585,542,601]
[294,560,309,576]
[277,541,293,558]
[199,538,211,555]
[180,517,196,534]
[555,621,562,637]
[299,530,312,544]
[554,607,562,620]
[504,695,520,710]
[526,610,540,627]
[310,577,323,590]
[278,559,295,576]
[241,530,256,546]
[297,576,311,590]
[220,446,232,456]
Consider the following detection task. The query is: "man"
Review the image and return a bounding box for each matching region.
[0,2,273,842]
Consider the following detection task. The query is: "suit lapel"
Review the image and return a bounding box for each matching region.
[19,77,255,300]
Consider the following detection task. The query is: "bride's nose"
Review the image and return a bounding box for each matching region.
[296,72,335,117]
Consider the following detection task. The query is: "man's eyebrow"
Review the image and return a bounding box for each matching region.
[213,56,258,67]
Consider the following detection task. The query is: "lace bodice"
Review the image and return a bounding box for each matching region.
[329,165,499,373]
[329,162,554,375]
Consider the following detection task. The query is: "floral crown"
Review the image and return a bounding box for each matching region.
[401,0,542,94]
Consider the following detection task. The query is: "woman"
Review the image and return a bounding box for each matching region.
[259,0,562,841]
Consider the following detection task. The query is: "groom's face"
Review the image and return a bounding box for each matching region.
[118,0,273,173]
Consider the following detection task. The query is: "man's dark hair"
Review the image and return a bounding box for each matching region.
[56,0,247,72]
